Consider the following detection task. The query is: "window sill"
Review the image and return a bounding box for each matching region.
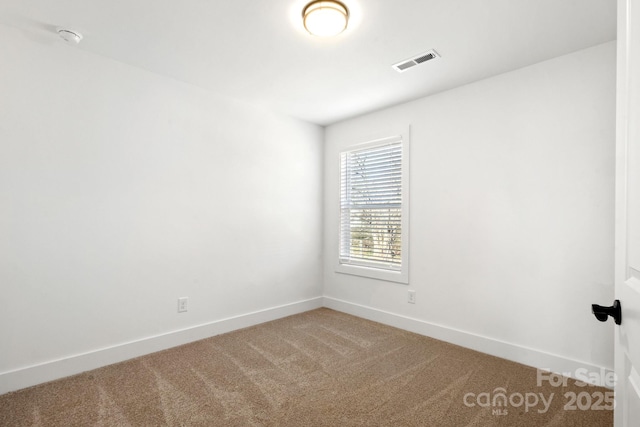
[335,262,408,284]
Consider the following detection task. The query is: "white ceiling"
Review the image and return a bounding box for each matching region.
[0,0,616,125]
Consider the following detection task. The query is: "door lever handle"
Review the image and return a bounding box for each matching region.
[592,300,621,325]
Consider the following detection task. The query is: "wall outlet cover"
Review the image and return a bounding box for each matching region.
[408,290,416,304]
[178,297,188,313]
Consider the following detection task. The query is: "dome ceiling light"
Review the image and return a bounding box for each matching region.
[302,1,349,37]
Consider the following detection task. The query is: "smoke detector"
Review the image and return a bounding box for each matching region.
[57,28,83,44]
[392,49,439,73]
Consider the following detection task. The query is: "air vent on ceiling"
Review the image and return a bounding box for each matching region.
[392,49,440,73]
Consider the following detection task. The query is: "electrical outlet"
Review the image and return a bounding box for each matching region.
[408,290,416,304]
[178,297,188,313]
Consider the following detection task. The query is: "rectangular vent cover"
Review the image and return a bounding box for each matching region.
[392,49,439,73]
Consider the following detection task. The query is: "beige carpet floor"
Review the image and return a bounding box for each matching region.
[0,308,612,426]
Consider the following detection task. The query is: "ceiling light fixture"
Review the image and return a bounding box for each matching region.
[302,0,349,37]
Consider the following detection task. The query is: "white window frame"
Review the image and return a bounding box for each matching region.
[336,129,410,284]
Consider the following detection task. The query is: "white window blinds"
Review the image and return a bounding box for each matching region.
[340,139,403,270]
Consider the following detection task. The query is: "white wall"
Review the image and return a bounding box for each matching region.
[0,24,323,392]
[324,42,616,379]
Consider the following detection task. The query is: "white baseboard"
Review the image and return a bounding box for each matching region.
[0,297,323,395]
[323,297,614,389]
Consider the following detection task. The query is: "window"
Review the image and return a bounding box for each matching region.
[337,133,409,283]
